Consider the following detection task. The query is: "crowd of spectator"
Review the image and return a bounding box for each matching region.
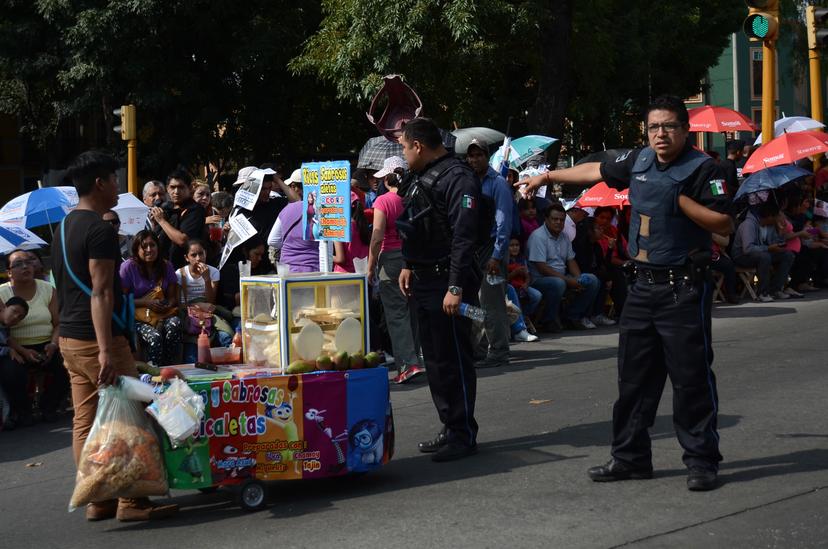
[2,138,828,432]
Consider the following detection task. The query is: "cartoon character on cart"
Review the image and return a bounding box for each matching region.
[347,419,383,470]
[210,444,256,483]
[263,390,301,474]
[305,407,348,473]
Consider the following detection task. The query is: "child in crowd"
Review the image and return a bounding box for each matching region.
[517,199,540,249]
[178,240,233,357]
[507,237,542,336]
[0,296,31,430]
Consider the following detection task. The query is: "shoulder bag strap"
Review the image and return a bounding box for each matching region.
[59,219,129,332]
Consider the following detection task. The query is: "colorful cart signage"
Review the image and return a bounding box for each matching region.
[162,368,393,489]
[301,161,351,243]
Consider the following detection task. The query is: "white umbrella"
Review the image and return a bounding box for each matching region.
[0,224,47,255]
[112,193,150,236]
[753,116,826,145]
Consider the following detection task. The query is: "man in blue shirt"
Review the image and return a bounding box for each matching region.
[466,138,513,369]
[527,203,600,331]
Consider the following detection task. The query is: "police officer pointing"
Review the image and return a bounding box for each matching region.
[521,96,733,491]
[397,117,482,462]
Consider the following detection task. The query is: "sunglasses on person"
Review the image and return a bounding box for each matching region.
[104,218,121,226]
[9,259,37,269]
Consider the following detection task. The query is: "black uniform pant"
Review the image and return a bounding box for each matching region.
[412,271,479,447]
[611,276,722,471]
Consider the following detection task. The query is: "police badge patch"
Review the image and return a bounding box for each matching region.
[709,179,726,196]
[461,195,476,209]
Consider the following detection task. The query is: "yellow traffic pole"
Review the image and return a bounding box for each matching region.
[762,41,776,145]
[809,48,823,174]
[127,138,138,197]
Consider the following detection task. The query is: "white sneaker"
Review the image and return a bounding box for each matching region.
[773,291,790,300]
[758,294,774,303]
[591,314,617,326]
[581,317,597,329]
[783,287,804,298]
[514,329,539,342]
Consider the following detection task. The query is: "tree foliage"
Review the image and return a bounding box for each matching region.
[0,0,367,176]
[294,0,745,153]
[1,0,748,174]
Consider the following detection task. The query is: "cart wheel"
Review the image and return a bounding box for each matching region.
[197,486,218,494]
[237,480,267,511]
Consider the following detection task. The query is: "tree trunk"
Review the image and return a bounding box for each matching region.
[527,0,573,141]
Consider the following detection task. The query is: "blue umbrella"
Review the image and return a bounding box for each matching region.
[0,186,78,228]
[734,165,811,200]
[0,224,47,254]
[489,134,558,170]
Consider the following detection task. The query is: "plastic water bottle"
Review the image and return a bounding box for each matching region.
[486,273,506,285]
[458,303,486,322]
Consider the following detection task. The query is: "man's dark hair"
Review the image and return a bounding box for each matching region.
[401,117,443,149]
[545,202,566,218]
[726,140,744,154]
[167,168,193,187]
[645,95,689,126]
[66,151,119,197]
[102,209,120,221]
[755,200,780,219]
[5,295,29,315]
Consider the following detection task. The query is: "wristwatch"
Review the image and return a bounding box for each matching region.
[448,285,462,296]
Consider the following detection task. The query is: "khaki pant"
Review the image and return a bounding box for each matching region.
[59,336,138,465]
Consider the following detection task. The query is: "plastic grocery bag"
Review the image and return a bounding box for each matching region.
[146,379,205,448]
[68,384,168,511]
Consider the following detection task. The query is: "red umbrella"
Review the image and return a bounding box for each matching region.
[742,131,828,174]
[575,182,629,208]
[688,105,756,133]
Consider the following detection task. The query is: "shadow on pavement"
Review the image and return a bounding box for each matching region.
[711,306,798,319]
[112,413,742,529]
[655,449,828,485]
[0,416,73,463]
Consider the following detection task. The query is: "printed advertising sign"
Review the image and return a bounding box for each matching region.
[161,368,393,489]
[301,161,351,243]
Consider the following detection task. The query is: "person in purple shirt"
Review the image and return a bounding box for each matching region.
[268,200,320,273]
[119,230,182,365]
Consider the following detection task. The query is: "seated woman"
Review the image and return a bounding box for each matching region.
[0,250,69,424]
[120,230,182,366]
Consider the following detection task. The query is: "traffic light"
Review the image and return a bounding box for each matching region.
[113,104,136,141]
[806,5,828,49]
[743,1,779,42]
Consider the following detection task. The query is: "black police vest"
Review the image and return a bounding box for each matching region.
[627,147,711,266]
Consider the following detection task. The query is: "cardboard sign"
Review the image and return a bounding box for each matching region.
[218,213,258,270]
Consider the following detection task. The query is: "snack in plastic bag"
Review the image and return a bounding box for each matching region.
[146,379,205,448]
[68,384,168,511]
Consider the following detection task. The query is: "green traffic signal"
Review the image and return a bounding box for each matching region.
[748,15,770,38]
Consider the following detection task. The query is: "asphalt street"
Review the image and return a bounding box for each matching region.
[1,295,827,548]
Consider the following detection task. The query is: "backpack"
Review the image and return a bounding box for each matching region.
[398,156,494,247]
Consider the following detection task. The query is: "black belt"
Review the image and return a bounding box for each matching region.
[409,261,450,276]
[634,265,692,285]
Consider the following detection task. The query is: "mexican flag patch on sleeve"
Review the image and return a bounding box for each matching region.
[709,179,726,196]
[461,194,476,209]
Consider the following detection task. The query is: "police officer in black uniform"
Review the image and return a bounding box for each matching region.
[397,117,482,462]
[521,96,733,491]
